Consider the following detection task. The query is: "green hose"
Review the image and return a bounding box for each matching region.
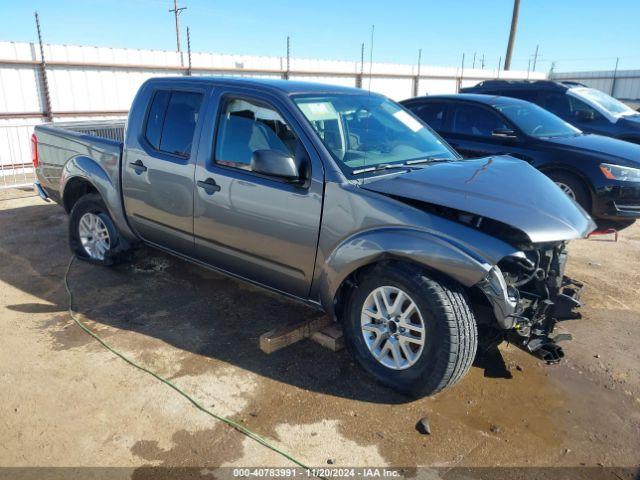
[63,255,319,473]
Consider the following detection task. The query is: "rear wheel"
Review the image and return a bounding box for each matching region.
[342,263,477,396]
[69,193,130,266]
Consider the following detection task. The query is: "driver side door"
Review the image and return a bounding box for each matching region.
[193,91,324,298]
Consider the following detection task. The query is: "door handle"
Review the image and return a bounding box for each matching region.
[129,160,147,173]
[197,178,221,194]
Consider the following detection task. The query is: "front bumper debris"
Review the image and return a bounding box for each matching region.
[479,243,585,364]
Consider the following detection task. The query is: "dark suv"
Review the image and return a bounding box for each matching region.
[461,80,640,144]
[401,94,640,229]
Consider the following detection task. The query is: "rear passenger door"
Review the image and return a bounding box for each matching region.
[192,90,324,298]
[122,86,205,256]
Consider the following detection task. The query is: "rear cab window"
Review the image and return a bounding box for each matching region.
[144,90,203,157]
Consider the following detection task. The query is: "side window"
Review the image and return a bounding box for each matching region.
[144,90,203,157]
[145,91,171,150]
[215,97,298,170]
[449,104,508,137]
[159,91,203,157]
[568,96,603,120]
[412,102,447,130]
[538,92,572,117]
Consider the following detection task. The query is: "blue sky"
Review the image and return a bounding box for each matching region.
[1,0,639,73]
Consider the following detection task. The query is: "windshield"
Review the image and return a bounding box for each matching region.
[293,94,457,175]
[571,87,638,117]
[494,101,582,138]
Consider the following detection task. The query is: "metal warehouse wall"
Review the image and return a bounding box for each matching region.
[0,40,543,187]
[551,70,640,101]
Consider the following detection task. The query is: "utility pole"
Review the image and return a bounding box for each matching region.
[481,54,485,69]
[169,0,187,63]
[532,44,539,71]
[34,12,52,121]
[472,52,476,69]
[504,0,520,70]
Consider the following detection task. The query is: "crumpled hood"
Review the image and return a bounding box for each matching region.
[362,156,596,244]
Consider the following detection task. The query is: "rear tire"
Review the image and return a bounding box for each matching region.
[69,193,130,266]
[342,263,477,397]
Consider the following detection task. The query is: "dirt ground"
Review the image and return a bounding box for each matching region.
[1,188,639,477]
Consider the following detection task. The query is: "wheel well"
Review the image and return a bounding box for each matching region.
[63,178,98,213]
[540,166,594,203]
[332,257,471,322]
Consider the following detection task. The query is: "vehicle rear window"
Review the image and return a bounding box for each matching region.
[144,90,203,157]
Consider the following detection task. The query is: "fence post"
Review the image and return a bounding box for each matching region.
[283,36,290,80]
[356,42,364,88]
[34,12,52,122]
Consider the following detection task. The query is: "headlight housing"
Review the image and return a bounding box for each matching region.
[600,163,640,182]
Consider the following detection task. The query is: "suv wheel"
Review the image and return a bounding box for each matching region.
[69,193,130,266]
[547,171,591,213]
[342,263,477,396]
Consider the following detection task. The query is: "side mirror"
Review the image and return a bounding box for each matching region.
[576,109,595,121]
[251,149,300,180]
[491,128,518,139]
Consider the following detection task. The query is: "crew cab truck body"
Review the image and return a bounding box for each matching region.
[33,77,595,396]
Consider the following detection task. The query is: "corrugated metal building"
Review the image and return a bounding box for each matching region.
[0,40,543,187]
[551,70,640,103]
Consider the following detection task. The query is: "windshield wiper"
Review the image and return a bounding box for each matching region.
[406,157,454,165]
[352,157,455,175]
[352,163,415,175]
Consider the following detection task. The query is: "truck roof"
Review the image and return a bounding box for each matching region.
[150,76,367,95]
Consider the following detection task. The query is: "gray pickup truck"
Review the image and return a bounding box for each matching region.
[33,77,594,396]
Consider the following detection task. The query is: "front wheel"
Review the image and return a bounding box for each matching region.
[342,263,478,397]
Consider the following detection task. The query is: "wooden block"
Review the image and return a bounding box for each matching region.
[311,324,344,352]
[259,315,332,354]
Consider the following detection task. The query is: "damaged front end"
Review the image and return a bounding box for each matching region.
[477,243,583,363]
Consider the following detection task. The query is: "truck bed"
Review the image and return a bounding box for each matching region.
[34,119,126,207]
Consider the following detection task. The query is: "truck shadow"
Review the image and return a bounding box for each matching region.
[1,202,512,404]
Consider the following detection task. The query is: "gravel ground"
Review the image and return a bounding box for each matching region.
[1,191,639,477]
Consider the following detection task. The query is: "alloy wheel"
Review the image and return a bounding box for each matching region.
[360,285,426,370]
[78,212,111,261]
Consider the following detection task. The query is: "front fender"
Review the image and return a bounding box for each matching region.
[315,226,517,312]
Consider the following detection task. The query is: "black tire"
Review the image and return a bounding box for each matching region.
[547,171,592,213]
[68,193,130,266]
[342,263,477,397]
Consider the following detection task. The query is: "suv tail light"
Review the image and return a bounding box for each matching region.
[31,133,38,168]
